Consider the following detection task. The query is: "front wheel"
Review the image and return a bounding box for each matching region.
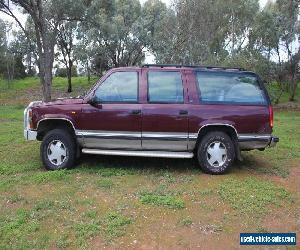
[197,131,235,174]
[40,129,76,170]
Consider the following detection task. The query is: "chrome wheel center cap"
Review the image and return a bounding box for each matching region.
[47,140,67,166]
[206,141,227,168]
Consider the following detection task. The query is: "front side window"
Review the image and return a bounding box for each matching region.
[148,71,183,103]
[95,71,138,102]
[196,71,266,104]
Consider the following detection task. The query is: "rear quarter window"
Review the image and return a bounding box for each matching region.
[196,71,267,105]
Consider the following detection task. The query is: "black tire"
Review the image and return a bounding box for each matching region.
[197,131,235,174]
[40,128,76,170]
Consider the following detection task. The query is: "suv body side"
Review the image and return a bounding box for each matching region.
[24,65,278,173]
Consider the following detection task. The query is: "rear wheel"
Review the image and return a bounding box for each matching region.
[197,131,235,174]
[41,129,76,170]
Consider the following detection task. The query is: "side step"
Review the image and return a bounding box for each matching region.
[82,149,194,159]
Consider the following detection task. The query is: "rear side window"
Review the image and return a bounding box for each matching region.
[196,71,266,105]
[148,71,183,103]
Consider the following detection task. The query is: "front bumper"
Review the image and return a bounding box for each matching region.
[24,129,37,140]
[238,134,279,150]
[24,101,41,141]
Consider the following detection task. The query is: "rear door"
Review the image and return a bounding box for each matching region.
[141,69,189,151]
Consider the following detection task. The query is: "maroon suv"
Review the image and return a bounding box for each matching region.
[24,64,278,174]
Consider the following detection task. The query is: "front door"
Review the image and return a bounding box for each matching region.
[142,70,188,151]
[80,70,142,149]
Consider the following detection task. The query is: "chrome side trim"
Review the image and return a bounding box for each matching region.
[76,130,141,149]
[76,130,188,140]
[238,134,271,150]
[238,134,271,141]
[82,148,194,158]
[142,132,187,141]
[76,130,141,139]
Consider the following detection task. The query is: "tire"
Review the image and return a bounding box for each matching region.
[197,131,235,174]
[40,128,76,170]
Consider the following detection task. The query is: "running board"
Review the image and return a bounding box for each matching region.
[82,149,194,159]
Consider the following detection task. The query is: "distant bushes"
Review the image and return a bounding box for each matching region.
[55,66,78,77]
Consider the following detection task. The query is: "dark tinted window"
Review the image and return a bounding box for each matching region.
[148,71,183,103]
[95,71,138,102]
[196,71,266,104]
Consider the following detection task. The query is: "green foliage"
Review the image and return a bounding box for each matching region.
[55,66,78,77]
[218,177,291,215]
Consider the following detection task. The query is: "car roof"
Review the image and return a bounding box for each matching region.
[113,64,253,73]
[111,64,256,75]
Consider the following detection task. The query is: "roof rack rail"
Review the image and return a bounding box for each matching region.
[142,64,246,71]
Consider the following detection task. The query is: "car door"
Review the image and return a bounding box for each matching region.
[79,70,142,149]
[141,69,189,151]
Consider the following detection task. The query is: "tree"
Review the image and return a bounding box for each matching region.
[82,0,146,69]
[56,21,78,92]
[0,0,89,101]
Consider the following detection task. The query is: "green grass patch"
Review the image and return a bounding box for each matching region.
[178,217,193,227]
[0,105,25,121]
[0,208,40,250]
[97,178,114,189]
[30,169,70,183]
[75,222,101,246]
[140,192,185,209]
[218,177,291,216]
[103,212,132,240]
[74,211,131,245]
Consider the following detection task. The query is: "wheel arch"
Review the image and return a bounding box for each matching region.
[194,124,240,159]
[36,118,76,141]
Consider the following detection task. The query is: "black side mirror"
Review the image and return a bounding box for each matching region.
[87,96,98,106]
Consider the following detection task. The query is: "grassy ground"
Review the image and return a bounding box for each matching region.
[0,77,299,249]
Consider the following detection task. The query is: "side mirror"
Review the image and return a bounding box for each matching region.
[87,96,98,106]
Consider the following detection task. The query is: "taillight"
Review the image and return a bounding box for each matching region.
[269,105,273,128]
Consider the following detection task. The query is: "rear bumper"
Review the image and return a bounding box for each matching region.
[24,129,37,141]
[269,136,279,147]
[238,134,279,150]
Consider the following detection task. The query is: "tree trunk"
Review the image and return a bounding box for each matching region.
[39,51,53,102]
[42,66,52,102]
[67,67,72,93]
[87,61,90,84]
[289,75,298,101]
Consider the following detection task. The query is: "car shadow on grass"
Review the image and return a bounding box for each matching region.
[76,154,200,175]
[74,154,265,176]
